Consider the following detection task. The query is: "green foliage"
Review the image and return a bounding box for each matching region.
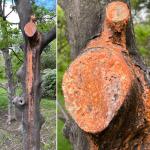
[135,23,150,54]
[0,56,5,79]
[131,0,150,10]
[0,17,21,49]
[32,2,55,32]
[57,6,71,99]
[41,98,56,109]
[57,5,72,150]
[41,39,56,70]
[41,69,56,99]
[57,120,72,150]
[134,23,150,65]
[11,50,24,81]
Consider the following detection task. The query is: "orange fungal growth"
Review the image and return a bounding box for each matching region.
[62,1,134,133]
[63,48,134,133]
[106,1,130,31]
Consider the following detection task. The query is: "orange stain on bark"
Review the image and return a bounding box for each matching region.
[143,88,150,123]
[63,3,150,147]
[26,49,33,94]
[26,47,34,146]
[63,48,134,133]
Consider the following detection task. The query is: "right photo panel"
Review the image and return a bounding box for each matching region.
[57,0,150,150]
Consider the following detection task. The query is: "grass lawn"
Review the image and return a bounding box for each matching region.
[57,119,72,150]
[0,88,8,110]
[0,87,56,150]
[57,93,72,150]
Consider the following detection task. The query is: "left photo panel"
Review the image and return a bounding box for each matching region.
[0,0,56,150]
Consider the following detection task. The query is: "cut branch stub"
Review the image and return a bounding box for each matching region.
[106,1,130,32]
[24,16,37,37]
[62,48,135,133]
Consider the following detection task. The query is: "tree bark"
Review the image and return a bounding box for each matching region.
[2,48,16,124]
[13,0,56,149]
[0,0,16,125]
[60,0,150,149]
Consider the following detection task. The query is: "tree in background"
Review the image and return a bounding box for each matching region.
[131,0,150,65]
[0,0,21,124]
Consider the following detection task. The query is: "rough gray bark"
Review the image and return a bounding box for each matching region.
[0,0,16,125]
[2,48,16,124]
[13,0,56,149]
[60,0,150,149]
[59,0,101,60]
[59,0,140,60]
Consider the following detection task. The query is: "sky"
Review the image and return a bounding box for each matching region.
[35,0,56,11]
[6,0,56,23]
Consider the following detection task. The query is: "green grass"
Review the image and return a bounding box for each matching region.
[41,98,56,109]
[0,87,56,111]
[57,94,72,150]
[0,80,56,150]
[40,99,56,150]
[57,119,72,150]
[0,88,8,110]
[0,79,8,110]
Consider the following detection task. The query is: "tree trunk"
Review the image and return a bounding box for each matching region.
[2,48,16,124]
[13,0,56,149]
[0,1,16,125]
[23,36,42,150]
[60,0,150,149]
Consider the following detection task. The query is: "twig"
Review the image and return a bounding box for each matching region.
[57,100,69,121]
[9,47,23,62]
[5,8,14,18]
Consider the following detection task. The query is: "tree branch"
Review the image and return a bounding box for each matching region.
[41,27,56,52]
[5,8,15,18]
[9,47,23,62]
[57,100,69,121]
